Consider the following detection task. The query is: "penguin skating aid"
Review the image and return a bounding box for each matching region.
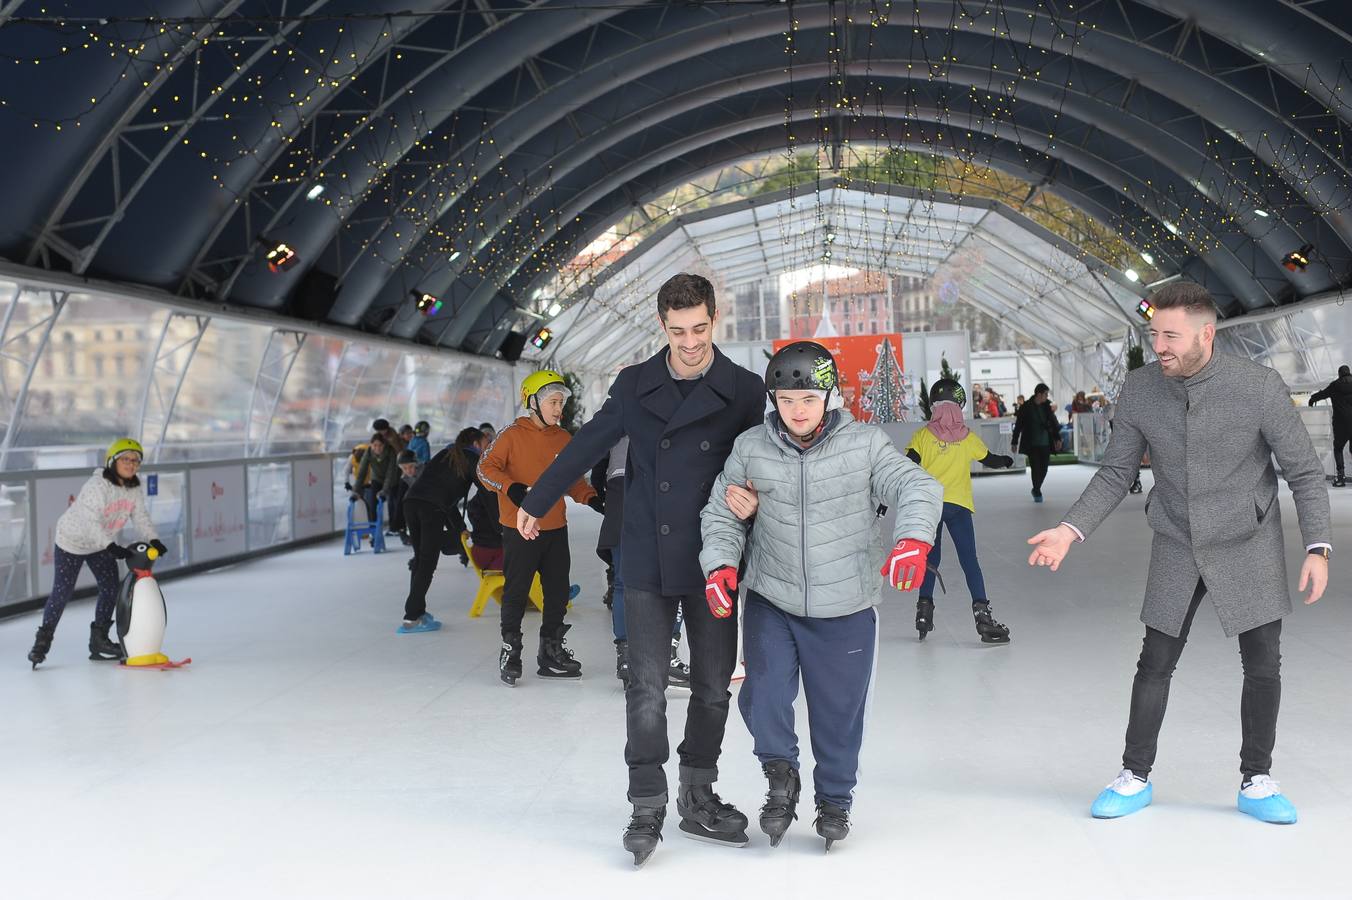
[109,541,190,669]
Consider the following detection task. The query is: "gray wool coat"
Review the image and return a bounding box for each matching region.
[700,411,943,619]
[1064,352,1331,637]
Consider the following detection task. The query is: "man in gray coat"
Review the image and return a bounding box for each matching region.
[1027,283,1330,825]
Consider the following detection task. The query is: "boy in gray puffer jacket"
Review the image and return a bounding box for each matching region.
[700,342,942,850]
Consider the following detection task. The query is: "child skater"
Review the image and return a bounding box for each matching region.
[28,438,165,668]
[700,341,943,850]
[904,379,1015,643]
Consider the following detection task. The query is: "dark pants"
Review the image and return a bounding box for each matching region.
[361,485,381,524]
[624,585,739,804]
[501,526,570,638]
[1334,429,1351,476]
[403,499,446,621]
[739,593,877,809]
[43,545,121,629]
[1024,446,1051,494]
[1123,579,1282,780]
[388,480,410,532]
[919,502,987,602]
[610,544,681,641]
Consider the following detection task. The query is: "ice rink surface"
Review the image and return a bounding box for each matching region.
[3,465,1349,899]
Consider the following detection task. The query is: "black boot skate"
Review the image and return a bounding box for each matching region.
[1335,474,1347,488]
[28,624,55,669]
[813,802,850,851]
[973,602,1011,644]
[667,636,690,691]
[88,622,122,661]
[622,803,665,868]
[614,639,631,688]
[759,760,800,847]
[915,597,935,641]
[499,631,523,686]
[537,623,582,679]
[676,782,749,847]
[1129,477,1143,494]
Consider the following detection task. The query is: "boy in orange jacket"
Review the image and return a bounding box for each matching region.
[479,370,602,685]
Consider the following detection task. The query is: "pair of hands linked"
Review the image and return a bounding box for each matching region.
[704,538,934,618]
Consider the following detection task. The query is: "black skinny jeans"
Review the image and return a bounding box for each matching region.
[1024,446,1051,494]
[403,498,447,621]
[623,586,739,804]
[1123,579,1283,780]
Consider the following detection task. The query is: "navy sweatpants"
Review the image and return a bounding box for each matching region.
[43,545,121,629]
[738,591,877,810]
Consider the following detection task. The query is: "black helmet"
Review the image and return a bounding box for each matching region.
[765,341,839,400]
[929,378,966,409]
[414,420,430,436]
[396,449,418,465]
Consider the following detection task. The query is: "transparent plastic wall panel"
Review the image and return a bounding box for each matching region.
[264,333,345,457]
[145,470,187,571]
[1216,299,1352,392]
[339,346,403,449]
[247,462,292,550]
[0,481,31,604]
[333,456,353,531]
[160,318,265,462]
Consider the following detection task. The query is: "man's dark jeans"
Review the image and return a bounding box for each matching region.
[623,585,739,804]
[1123,579,1282,780]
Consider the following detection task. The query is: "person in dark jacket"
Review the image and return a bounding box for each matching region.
[397,427,484,633]
[517,273,764,867]
[1010,382,1061,502]
[354,433,399,523]
[1308,364,1352,486]
[466,478,504,571]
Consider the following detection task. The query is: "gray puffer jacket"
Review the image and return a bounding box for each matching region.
[700,410,943,618]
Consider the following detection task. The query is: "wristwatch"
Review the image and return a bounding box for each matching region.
[1308,547,1331,560]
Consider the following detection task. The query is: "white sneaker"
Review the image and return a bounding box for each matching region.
[1105,769,1149,796]
[1239,774,1281,799]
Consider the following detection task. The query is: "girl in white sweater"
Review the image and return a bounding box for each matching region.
[28,438,164,668]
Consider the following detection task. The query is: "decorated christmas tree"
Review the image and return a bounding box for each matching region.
[862,338,906,423]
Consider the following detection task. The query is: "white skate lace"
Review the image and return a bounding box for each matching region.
[1241,775,1282,799]
[1105,769,1148,796]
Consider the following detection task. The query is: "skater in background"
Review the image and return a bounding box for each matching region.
[408,420,432,465]
[1028,283,1330,825]
[1010,382,1061,503]
[701,342,943,850]
[354,433,399,525]
[27,438,166,668]
[596,436,690,690]
[397,426,484,633]
[387,449,422,545]
[905,378,1015,644]
[479,371,601,685]
[1308,364,1352,487]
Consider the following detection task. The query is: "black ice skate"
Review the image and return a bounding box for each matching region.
[622,803,665,868]
[614,639,631,688]
[973,603,1011,644]
[676,783,749,847]
[1129,478,1143,494]
[28,624,54,670]
[537,624,582,679]
[758,760,800,847]
[88,622,123,661]
[667,636,690,691]
[813,802,850,851]
[499,631,523,686]
[915,597,935,641]
[1335,474,1347,488]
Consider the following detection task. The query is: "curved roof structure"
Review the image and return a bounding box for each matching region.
[2,1,1350,359]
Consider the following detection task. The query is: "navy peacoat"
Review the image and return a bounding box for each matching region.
[523,346,765,596]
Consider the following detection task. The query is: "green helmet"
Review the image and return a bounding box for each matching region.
[105,437,144,467]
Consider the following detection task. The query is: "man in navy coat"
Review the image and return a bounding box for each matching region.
[520,273,764,861]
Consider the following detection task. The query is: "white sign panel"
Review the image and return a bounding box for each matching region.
[189,464,247,562]
[292,458,334,540]
[35,474,99,595]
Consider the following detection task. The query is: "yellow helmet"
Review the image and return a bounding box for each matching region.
[520,370,568,407]
[105,437,145,467]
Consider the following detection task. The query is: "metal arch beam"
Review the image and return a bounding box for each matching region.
[0,288,67,471]
[349,0,1351,333]
[390,54,1323,329]
[437,105,1269,347]
[24,0,248,270]
[137,312,211,463]
[210,0,636,308]
[245,330,307,457]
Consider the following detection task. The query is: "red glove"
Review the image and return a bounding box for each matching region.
[881,539,932,591]
[705,567,738,619]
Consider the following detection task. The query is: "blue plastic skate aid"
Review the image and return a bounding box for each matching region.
[344,497,388,555]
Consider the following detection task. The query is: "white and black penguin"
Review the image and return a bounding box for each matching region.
[110,540,178,667]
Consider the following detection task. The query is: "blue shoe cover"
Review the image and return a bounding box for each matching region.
[397,613,442,634]
[420,612,442,628]
[568,584,581,601]
[1091,779,1152,818]
[1238,784,1297,824]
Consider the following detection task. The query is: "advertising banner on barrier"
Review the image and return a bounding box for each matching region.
[189,465,247,562]
[292,457,333,540]
[35,474,99,595]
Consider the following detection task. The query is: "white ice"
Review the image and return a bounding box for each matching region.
[2,465,1349,899]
